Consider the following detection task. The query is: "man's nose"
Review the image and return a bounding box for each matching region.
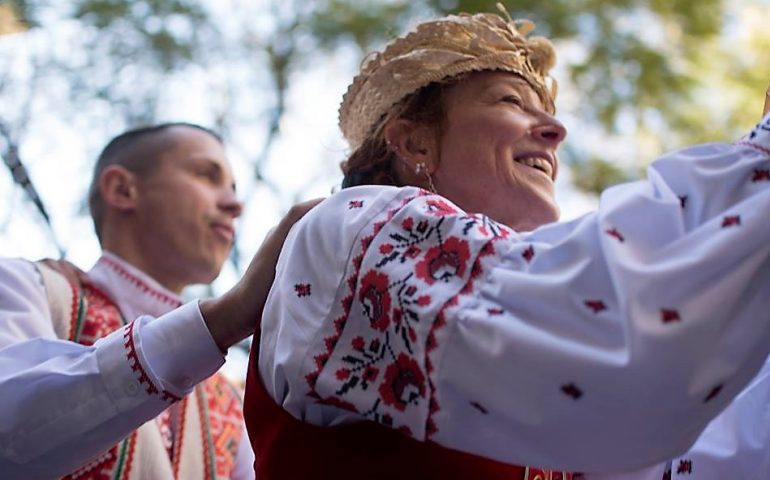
[219,188,243,218]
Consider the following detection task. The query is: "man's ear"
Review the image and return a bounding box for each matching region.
[99,165,138,212]
[384,118,439,176]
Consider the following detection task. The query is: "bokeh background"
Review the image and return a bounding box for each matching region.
[2,0,769,380]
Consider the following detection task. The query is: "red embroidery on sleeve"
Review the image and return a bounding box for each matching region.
[124,321,159,396]
[721,215,741,228]
[606,227,625,242]
[584,300,607,314]
[522,245,535,262]
[676,459,693,474]
[661,309,681,323]
[752,169,770,182]
[123,321,180,403]
[294,283,312,297]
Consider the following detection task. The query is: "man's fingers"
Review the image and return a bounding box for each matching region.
[283,198,324,226]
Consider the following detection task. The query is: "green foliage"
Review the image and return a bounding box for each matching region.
[3,0,768,200]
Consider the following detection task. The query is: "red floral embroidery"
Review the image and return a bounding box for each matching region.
[379,353,426,412]
[425,199,458,216]
[522,245,535,263]
[661,309,681,323]
[359,270,392,331]
[584,300,607,314]
[606,227,625,242]
[752,169,770,182]
[352,336,366,351]
[721,215,741,228]
[415,237,471,284]
[676,459,693,474]
[487,307,504,315]
[294,283,312,297]
[348,200,364,209]
[404,244,421,258]
[362,366,380,383]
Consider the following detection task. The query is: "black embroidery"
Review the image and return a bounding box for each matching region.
[703,384,723,403]
[561,383,583,400]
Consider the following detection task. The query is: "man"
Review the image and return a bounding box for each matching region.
[0,123,313,479]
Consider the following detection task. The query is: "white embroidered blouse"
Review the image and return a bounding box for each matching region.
[258,114,770,474]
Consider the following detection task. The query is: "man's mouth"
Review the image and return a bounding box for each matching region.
[514,155,553,178]
[211,223,234,243]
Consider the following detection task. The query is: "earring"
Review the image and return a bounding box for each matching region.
[426,172,437,194]
[414,162,437,194]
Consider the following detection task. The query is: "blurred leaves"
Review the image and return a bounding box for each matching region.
[2,0,769,229]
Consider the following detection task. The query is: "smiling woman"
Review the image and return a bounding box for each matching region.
[244,6,770,480]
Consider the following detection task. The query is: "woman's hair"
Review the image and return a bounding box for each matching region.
[341,75,466,188]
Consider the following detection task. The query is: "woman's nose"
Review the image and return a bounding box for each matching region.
[530,117,567,146]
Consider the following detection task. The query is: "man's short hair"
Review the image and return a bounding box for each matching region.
[88,122,222,243]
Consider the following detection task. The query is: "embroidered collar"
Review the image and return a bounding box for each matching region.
[87,252,183,320]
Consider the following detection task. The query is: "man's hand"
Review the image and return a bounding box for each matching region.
[200,198,323,352]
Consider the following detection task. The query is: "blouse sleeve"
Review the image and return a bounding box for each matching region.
[260,114,770,473]
[0,260,224,478]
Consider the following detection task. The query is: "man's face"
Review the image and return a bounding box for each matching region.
[132,126,242,290]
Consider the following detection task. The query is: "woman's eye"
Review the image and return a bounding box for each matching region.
[502,95,523,106]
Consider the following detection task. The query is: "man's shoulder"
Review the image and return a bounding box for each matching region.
[0,257,45,288]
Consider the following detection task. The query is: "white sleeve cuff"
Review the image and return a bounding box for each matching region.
[135,301,225,397]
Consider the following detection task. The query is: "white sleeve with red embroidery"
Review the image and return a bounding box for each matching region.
[259,114,770,474]
[589,350,770,480]
[0,258,224,479]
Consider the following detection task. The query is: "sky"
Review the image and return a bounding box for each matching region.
[0,4,601,294]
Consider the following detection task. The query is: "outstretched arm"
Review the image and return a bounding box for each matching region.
[258,115,770,473]
[0,199,319,479]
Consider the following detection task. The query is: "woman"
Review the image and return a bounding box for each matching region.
[244,8,770,480]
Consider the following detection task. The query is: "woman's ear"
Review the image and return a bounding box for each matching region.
[384,118,439,177]
[99,165,138,212]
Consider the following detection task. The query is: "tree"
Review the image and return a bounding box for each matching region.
[2,0,768,266]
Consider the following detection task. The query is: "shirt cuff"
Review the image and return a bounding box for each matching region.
[138,301,225,396]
